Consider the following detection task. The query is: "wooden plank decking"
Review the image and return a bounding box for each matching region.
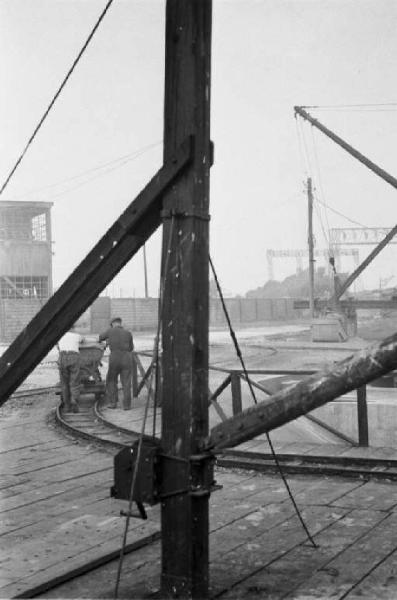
[0,396,160,598]
[1,394,397,598]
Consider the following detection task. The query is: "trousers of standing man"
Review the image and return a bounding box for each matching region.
[59,351,81,412]
[106,349,132,409]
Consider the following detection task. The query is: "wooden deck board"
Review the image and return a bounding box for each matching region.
[0,485,113,538]
[209,505,351,597]
[331,480,397,511]
[0,520,160,599]
[2,394,397,598]
[345,548,397,599]
[289,512,397,599]
[219,508,388,598]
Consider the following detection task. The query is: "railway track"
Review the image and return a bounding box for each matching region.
[55,395,144,450]
[8,385,397,599]
[219,449,397,481]
[11,385,397,481]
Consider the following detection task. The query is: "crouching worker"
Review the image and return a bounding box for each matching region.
[99,317,134,410]
[58,324,84,413]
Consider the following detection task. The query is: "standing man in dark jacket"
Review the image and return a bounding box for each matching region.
[99,317,134,410]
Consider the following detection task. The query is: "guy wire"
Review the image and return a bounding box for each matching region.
[209,255,317,549]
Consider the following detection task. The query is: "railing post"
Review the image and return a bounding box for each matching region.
[131,352,139,398]
[231,371,242,415]
[357,385,369,447]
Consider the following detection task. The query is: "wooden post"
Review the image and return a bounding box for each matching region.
[131,352,138,398]
[230,372,242,415]
[161,1,212,598]
[357,385,369,447]
[307,178,315,319]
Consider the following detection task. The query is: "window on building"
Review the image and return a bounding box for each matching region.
[32,213,47,241]
[0,210,47,241]
[0,276,49,299]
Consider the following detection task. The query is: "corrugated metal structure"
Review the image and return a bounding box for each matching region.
[0,201,53,342]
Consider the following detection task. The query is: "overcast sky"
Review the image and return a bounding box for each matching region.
[1,0,397,297]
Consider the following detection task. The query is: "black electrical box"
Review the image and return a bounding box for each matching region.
[111,440,161,505]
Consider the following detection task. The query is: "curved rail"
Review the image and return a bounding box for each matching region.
[55,399,141,450]
[52,393,397,482]
[12,385,397,481]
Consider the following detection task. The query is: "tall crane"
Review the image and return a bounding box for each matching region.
[295,106,397,304]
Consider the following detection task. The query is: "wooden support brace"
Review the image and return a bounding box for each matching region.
[131,354,139,397]
[208,333,397,450]
[207,387,227,422]
[135,357,154,395]
[239,373,272,396]
[0,138,193,404]
[209,374,231,402]
[230,371,242,415]
[207,375,230,422]
[357,385,369,447]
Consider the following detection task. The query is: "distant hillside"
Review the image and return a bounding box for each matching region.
[246,267,347,299]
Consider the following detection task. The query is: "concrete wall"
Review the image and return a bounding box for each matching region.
[91,297,301,333]
[312,402,397,448]
[0,296,303,343]
[0,298,42,342]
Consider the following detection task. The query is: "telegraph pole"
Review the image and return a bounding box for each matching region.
[307,178,315,318]
[161,1,212,598]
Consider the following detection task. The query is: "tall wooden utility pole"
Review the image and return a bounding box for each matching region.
[307,178,315,319]
[161,1,212,598]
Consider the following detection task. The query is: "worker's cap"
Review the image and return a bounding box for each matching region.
[110,317,122,325]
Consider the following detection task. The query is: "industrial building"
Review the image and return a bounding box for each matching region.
[0,201,53,342]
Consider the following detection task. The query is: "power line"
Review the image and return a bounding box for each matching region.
[302,103,397,109]
[313,198,331,250]
[294,116,309,177]
[0,0,115,197]
[38,148,156,202]
[6,141,161,202]
[310,127,332,239]
[314,196,367,228]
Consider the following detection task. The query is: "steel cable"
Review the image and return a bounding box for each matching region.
[0,0,115,196]
[114,216,175,598]
[209,255,317,548]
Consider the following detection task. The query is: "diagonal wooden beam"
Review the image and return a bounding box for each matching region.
[207,332,397,450]
[0,138,193,404]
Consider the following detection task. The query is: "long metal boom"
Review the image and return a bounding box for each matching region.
[294,106,397,190]
[207,332,397,450]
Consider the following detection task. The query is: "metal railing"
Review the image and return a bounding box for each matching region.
[132,353,370,447]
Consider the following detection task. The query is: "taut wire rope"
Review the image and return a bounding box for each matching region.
[209,256,317,548]
[6,141,161,202]
[0,0,115,196]
[114,216,175,598]
[310,128,332,241]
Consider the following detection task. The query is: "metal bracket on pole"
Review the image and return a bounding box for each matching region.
[112,444,221,504]
[160,209,211,221]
